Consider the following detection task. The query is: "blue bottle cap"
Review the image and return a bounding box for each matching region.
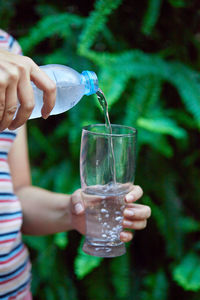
[82,71,98,95]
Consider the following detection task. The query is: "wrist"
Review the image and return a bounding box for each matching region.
[53,193,74,232]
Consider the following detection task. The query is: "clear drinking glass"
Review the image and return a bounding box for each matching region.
[80,124,137,257]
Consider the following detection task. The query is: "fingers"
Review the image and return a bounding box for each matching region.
[71,189,85,215]
[0,84,6,121]
[120,231,134,243]
[125,185,143,203]
[9,72,34,130]
[0,52,56,131]
[0,64,18,131]
[30,60,56,119]
[123,219,147,230]
[122,204,151,231]
[0,82,18,131]
[124,204,151,220]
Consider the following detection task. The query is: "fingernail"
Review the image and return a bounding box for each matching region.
[42,114,49,120]
[8,125,15,130]
[123,220,132,227]
[124,209,135,217]
[125,195,134,202]
[74,203,84,214]
[120,232,128,242]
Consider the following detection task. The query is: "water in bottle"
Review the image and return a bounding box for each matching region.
[29,64,98,119]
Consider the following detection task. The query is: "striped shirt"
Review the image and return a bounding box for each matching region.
[0,30,31,299]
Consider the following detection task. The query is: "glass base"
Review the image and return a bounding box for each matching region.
[82,241,126,258]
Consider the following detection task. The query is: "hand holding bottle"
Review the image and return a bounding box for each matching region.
[0,49,56,131]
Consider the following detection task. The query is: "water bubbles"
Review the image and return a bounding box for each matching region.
[105,247,112,253]
[116,224,122,230]
[115,216,123,222]
[115,211,121,215]
[112,227,117,232]
[101,208,108,214]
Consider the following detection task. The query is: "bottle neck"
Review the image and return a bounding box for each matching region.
[81,71,98,95]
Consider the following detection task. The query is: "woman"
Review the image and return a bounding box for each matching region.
[0,29,151,299]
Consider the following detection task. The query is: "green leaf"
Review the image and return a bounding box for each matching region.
[138,130,174,157]
[53,161,72,193]
[22,235,49,251]
[74,239,103,279]
[141,269,169,300]
[141,0,163,35]
[168,0,187,7]
[29,125,57,160]
[169,62,200,125]
[124,76,162,126]
[110,254,131,299]
[179,217,200,234]
[19,13,84,53]
[173,252,200,291]
[78,0,122,55]
[98,67,130,107]
[53,232,68,249]
[137,117,187,139]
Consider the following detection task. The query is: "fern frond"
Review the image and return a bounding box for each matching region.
[173,252,200,291]
[168,0,187,7]
[124,76,162,126]
[137,117,187,139]
[78,0,122,55]
[53,232,68,249]
[145,78,163,112]
[138,129,174,157]
[179,216,200,234]
[169,62,200,125]
[43,49,69,65]
[141,0,163,35]
[110,255,131,299]
[29,125,56,160]
[19,13,84,53]
[98,67,130,107]
[141,269,169,300]
[74,239,103,279]
[124,77,150,126]
[88,49,200,126]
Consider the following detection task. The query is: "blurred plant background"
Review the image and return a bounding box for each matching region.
[1,0,200,299]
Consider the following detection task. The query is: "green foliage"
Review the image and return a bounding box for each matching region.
[141,0,163,35]
[53,232,68,249]
[4,0,200,299]
[78,0,122,55]
[19,12,84,54]
[137,117,187,138]
[74,239,103,279]
[168,0,187,7]
[141,269,169,300]
[173,252,200,291]
[110,254,131,299]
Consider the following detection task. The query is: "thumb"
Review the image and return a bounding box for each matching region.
[71,189,85,215]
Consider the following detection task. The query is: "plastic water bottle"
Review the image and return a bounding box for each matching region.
[29,64,98,119]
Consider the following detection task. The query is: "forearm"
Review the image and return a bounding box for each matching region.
[16,185,73,235]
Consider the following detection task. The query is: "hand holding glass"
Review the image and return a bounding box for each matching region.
[80,124,137,257]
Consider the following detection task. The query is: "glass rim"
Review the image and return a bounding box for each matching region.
[82,124,137,137]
